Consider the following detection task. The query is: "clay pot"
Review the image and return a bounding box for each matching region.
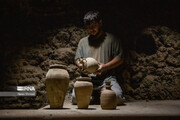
[74,77,93,109]
[46,64,69,108]
[78,57,99,73]
[100,81,117,110]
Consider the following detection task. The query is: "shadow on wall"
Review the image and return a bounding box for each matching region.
[136,34,157,55]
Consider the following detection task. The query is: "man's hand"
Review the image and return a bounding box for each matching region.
[94,63,108,75]
[76,60,90,75]
[80,69,91,75]
[76,60,83,69]
[94,57,123,75]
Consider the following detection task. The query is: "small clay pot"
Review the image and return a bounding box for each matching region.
[46,64,69,108]
[100,81,117,110]
[74,77,93,109]
[78,57,99,73]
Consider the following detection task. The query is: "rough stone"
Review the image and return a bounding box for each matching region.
[166,55,178,66]
[121,26,180,100]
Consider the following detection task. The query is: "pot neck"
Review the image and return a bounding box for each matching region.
[105,81,112,90]
[106,85,112,90]
[49,64,67,70]
[76,77,92,81]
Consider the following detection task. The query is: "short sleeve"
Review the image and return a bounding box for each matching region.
[113,38,123,59]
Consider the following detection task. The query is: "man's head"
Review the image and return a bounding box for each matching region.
[83,11,103,36]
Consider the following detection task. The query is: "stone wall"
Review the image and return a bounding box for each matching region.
[122,26,180,100]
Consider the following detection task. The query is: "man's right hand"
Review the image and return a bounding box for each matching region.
[76,60,83,69]
[76,60,90,75]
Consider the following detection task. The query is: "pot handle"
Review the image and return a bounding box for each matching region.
[78,58,87,70]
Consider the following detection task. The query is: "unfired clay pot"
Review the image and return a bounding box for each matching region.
[100,81,117,110]
[74,77,93,109]
[78,57,99,73]
[46,64,69,108]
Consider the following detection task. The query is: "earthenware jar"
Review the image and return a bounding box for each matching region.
[78,57,99,73]
[74,77,93,109]
[46,64,69,108]
[100,81,117,110]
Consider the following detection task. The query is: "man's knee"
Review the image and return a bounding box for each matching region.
[111,82,124,105]
[111,83,122,98]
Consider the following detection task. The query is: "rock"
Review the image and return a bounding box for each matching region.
[122,70,131,81]
[55,48,75,64]
[152,61,166,68]
[166,55,178,66]
[158,46,167,52]
[18,78,38,85]
[167,47,179,57]
[132,72,144,82]
[156,51,168,62]
[143,75,158,83]
[67,64,79,79]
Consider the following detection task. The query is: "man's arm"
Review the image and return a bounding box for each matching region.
[95,36,124,74]
[95,57,123,74]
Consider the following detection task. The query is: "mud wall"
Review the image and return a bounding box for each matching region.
[0,0,179,108]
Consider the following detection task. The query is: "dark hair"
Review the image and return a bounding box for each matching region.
[83,11,102,25]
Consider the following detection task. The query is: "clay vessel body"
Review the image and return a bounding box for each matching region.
[100,81,117,109]
[46,64,69,108]
[74,77,93,109]
[79,57,99,73]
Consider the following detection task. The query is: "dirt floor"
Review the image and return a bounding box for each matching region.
[0,100,180,120]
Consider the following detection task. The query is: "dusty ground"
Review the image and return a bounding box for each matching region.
[0,100,180,120]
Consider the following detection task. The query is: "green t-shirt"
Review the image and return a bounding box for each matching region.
[75,32,123,79]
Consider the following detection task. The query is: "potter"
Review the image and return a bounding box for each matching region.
[72,11,124,105]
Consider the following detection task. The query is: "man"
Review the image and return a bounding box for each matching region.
[72,11,124,105]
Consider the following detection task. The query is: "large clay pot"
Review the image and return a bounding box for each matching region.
[74,77,93,109]
[46,64,69,109]
[78,57,99,73]
[100,81,117,110]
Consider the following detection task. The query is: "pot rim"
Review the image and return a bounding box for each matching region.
[49,64,67,69]
[76,77,92,81]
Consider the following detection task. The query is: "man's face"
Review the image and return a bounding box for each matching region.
[86,20,102,36]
